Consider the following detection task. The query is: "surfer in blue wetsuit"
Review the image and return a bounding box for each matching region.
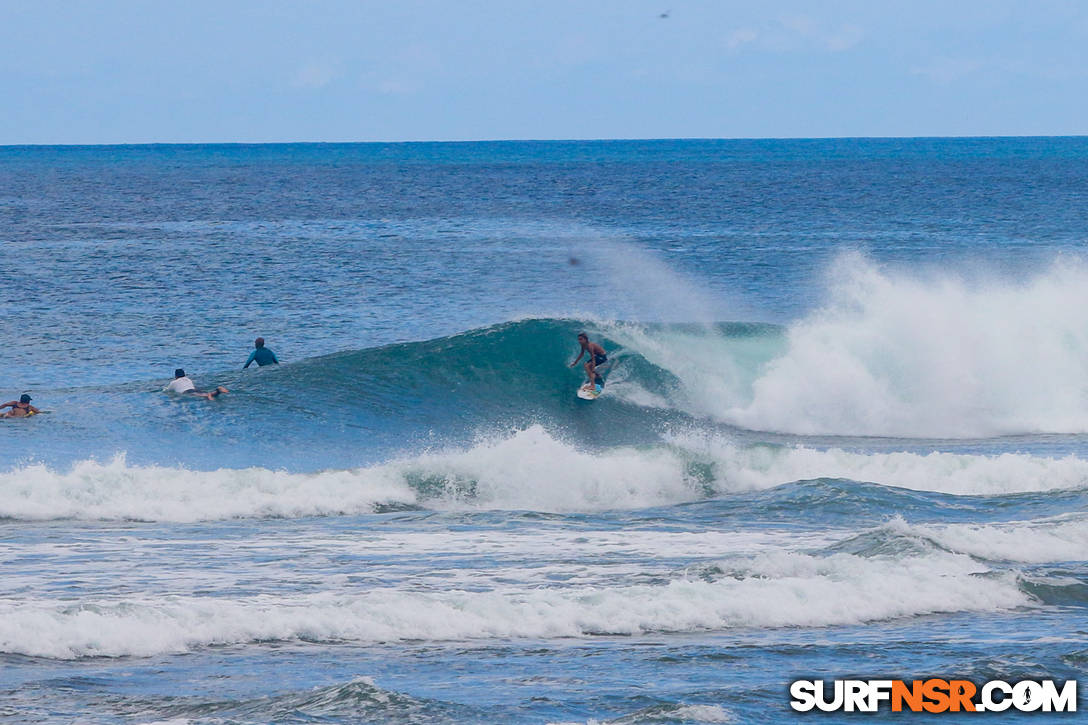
[570,332,608,391]
[243,337,279,368]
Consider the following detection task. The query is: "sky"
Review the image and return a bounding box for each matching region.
[2,0,1087,144]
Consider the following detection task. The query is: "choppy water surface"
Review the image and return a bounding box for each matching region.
[2,138,1087,723]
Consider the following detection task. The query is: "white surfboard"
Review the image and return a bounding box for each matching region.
[577,384,603,400]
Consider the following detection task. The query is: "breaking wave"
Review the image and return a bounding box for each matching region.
[3,426,1087,522]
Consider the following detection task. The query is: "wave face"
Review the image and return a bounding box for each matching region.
[11,256,1088,476]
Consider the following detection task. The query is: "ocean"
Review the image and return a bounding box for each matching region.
[1,138,1086,723]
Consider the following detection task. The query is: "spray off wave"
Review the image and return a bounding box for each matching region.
[611,254,1088,437]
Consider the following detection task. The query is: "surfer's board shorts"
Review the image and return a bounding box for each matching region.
[592,353,607,366]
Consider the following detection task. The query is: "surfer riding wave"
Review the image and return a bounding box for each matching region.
[570,332,608,393]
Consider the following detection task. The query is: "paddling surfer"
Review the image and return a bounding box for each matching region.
[0,394,40,418]
[164,369,228,401]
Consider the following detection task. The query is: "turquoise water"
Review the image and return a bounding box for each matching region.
[1,138,1087,722]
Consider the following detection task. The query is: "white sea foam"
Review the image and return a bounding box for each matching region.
[675,432,1088,495]
[612,254,1088,437]
[883,515,1088,563]
[0,549,1027,659]
[3,425,1087,521]
[0,427,702,521]
[0,528,829,599]
[0,456,417,522]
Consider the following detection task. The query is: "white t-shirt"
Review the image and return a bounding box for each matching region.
[164,376,196,394]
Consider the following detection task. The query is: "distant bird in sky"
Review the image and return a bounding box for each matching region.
[659,10,670,19]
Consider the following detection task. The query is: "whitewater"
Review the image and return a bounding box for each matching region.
[2,138,1087,723]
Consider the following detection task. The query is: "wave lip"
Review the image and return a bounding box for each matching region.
[0,549,1029,659]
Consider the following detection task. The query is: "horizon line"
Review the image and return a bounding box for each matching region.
[2,134,1087,149]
